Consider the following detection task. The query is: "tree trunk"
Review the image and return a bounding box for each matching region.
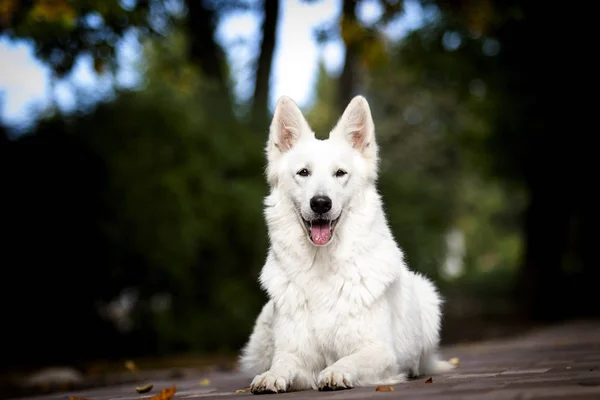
[252,0,280,124]
[517,150,595,321]
[338,0,359,113]
[510,1,596,321]
[184,0,231,109]
[517,178,570,321]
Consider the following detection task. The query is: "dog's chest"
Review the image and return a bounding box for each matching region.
[296,274,366,359]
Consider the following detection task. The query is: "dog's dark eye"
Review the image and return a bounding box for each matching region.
[297,168,310,177]
[335,169,347,177]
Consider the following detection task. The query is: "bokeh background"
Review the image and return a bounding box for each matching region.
[0,0,594,395]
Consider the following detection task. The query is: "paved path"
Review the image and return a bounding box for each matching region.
[9,321,600,400]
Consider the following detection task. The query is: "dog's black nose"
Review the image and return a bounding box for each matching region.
[310,196,332,214]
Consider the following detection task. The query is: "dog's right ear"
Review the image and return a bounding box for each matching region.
[267,96,313,155]
[266,96,313,186]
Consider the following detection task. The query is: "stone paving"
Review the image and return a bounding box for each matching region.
[9,320,600,400]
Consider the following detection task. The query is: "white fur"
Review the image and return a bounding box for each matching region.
[239,95,454,394]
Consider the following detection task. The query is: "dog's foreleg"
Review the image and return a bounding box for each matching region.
[249,314,314,394]
[317,344,406,390]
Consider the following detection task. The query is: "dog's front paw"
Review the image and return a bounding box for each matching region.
[317,367,353,391]
[250,371,289,395]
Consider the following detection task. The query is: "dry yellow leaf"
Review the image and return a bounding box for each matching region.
[235,387,251,393]
[199,378,211,386]
[375,385,394,391]
[149,385,176,400]
[449,357,460,366]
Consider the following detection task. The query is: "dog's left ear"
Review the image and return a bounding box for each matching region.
[330,95,378,163]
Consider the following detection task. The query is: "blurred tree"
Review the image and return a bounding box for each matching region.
[0,0,278,364]
[0,0,261,112]
[0,0,152,76]
[305,61,338,135]
[334,0,401,112]
[338,0,360,112]
[0,117,127,367]
[0,29,270,364]
[251,0,279,124]
[408,0,595,320]
[91,37,269,352]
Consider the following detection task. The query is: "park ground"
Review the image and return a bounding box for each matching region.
[4,320,600,400]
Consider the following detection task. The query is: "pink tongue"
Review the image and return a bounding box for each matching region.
[311,221,331,245]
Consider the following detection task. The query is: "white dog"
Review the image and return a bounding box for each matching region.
[238,95,454,394]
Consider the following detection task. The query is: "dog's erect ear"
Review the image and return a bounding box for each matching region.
[267,96,313,155]
[330,95,377,162]
[266,96,313,187]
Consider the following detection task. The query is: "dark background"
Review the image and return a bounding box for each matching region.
[0,0,594,382]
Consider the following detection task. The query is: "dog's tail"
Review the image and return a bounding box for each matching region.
[420,353,456,375]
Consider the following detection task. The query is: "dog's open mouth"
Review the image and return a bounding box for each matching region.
[302,217,340,245]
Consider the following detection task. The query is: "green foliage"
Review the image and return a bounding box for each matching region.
[393,17,527,184]
[367,66,462,281]
[1,31,269,360]
[352,15,526,284]
[1,0,154,75]
[82,45,269,353]
[305,61,339,136]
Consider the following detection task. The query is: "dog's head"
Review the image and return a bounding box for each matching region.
[266,95,379,246]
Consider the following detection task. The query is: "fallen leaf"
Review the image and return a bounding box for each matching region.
[149,385,176,400]
[69,397,92,400]
[449,357,460,366]
[425,377,433,384]
[199,378,211,386]
[235,387,251,393]
[136,383,154,393]
[375,386,394,391]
